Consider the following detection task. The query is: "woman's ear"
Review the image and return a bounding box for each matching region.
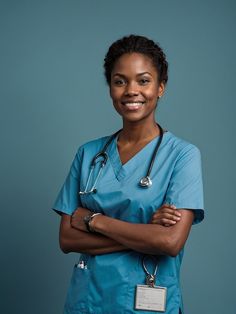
[157,82,165,98]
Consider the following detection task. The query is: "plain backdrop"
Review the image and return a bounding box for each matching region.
[1,0,235,313]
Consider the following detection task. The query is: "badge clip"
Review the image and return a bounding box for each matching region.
[134,255,167,312]
[142,255,158,287]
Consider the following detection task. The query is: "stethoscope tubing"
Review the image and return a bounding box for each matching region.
[79,123,164,194]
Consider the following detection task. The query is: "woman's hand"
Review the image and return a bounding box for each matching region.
[150,203,182,227]
[71,207,92,232]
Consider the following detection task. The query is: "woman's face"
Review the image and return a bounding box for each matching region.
[110,52,165,124]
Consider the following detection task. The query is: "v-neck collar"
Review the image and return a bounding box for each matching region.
[108,131,169,181]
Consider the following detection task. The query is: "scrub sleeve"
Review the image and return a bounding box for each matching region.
[164,144,204,224]
[52,149,82,216]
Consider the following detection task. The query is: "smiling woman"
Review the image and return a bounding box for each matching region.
[110,52,164,124]
[52,34,204,314]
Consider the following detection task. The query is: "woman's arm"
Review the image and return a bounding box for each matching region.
[59,213,129,255]
[60,205,189,256]
[69,206,193,257]
[90,209,194,257]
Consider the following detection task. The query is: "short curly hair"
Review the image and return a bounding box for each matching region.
[104,34,168,86]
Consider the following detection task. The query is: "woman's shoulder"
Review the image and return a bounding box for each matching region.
[75,134,112,158]
[165,130,201,159]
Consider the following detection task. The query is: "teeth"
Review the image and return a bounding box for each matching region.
[124,102,144,107]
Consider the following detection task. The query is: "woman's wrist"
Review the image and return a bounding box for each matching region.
[89,213,104,233]
[84,212,103,233]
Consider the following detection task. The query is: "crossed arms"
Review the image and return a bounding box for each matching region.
[59,204,194,257]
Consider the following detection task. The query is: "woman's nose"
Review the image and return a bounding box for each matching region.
[124,82,139,96]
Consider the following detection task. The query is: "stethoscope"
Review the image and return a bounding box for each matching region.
[79,123,164,195]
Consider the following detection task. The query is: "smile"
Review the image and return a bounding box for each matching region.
[121,101,145,110]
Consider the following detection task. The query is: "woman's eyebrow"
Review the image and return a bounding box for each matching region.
[136,72,152,76]
[112,73,126,78]
[112,72,152,77]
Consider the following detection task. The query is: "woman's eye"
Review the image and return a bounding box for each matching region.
[139,79,150,85]
[114,79,125,86]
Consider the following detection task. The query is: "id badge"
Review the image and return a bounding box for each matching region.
[135,284,167,312]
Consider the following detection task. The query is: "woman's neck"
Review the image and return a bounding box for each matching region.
[118,120,160,144]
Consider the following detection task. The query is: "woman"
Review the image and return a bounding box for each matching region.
[52,34,204,314]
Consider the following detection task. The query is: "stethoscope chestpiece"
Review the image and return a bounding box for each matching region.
[139,176,152,188]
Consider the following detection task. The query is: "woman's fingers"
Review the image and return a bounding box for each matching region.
[71,207,92,232]
[151,204,182,226]
[151,213,181,223]
[152,208,181,220]
[151,217,178,225]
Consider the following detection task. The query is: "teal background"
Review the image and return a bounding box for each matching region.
[1,0,235,313]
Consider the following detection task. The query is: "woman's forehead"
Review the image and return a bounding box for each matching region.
[112,52,157,76]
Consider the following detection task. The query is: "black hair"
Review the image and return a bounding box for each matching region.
[104,34,168,86]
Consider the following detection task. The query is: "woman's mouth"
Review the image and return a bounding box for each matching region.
[122,101,145,110]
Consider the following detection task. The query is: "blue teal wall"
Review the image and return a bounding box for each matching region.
[1,0,235,313]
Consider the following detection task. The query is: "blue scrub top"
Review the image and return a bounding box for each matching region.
[52,130,204,314]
